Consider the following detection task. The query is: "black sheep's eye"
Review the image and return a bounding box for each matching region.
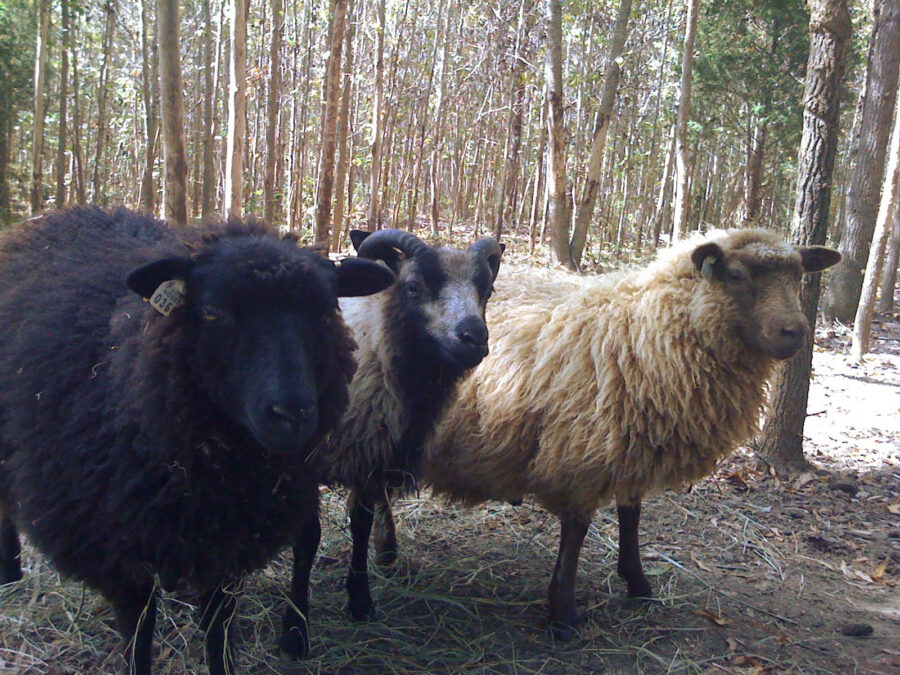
[406,280,424,298]
[200,306,225,323]
[727,269,747,282]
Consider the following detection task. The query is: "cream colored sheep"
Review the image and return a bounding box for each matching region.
[409,228,839,638]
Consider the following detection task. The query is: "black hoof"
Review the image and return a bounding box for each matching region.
[346,598,378,622]
[278,626,310,661]
[626,577,653,599]
[0,566,23,585]
[550,620,576,641]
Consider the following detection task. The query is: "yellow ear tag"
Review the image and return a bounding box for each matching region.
[149,279,186,316]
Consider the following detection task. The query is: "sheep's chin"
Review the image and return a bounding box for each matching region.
[438,340,489,373]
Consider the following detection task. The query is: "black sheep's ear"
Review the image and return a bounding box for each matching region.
[126,257,195,299]
[349,230,372,252]
[334,257,396,297]
[691,242,724,281]
[797,245,841,273]
[470,238,505,282]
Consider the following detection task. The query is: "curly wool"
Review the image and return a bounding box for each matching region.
[0,206,357,595]
[425,230,784,522]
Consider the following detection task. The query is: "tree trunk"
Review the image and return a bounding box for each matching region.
[140,0,159,213]
[651,125,676,249]
[71,26,86,205]
[263,0,283,225]
[759,0,851,476]
[331,0,355,250]
[224,0,249,218]
[671,0,699,242]
[876,195,900,313]
[529,91,548,252]
[157,0,189,226]
[30,0,49,214]
[545,0,572,266]
[314,0,348,247]
[91,0,117,205]
[851,84,900,360]
[367,0,387,230]
[0,115,10,223]
[200,0,216,219]
[742,117,768,224]
[55,0,70,208]
[569,0,633,267]
[824,0,900,322]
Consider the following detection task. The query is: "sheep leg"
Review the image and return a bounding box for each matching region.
[111,585,157,675]
[548,517,589,641]
[279,515,321,660]
[199,584,238,675]
[346,489,377,621]
[616,501,652,598]
[0,506,23,584]
[372,491,398,568]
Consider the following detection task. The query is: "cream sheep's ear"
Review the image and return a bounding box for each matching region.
[797,245,841,273]
[691,242,724,281]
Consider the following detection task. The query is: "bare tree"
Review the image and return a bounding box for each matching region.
[200,0,216,219]
[157,0,189,226]
[569,0,634,267]
[140,0,159,213]
[545,0,572,266]
[367,0,387,231]
[30,0,50,214]
[331,0,356,250]
[315,0,349,246]
[759,0,852,476]
[224,0,249,218]
[672,0,700,242]
[877,196,900,312]
[825,0,900,322]
[263,0,283,225]
[55,0,71,208]
[91,0,118,205]
[851,88,900,360]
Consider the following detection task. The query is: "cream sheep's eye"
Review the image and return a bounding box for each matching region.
[406,280,424,298]
[200,306,224,323]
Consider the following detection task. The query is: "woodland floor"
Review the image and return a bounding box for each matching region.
[1,247,898,674]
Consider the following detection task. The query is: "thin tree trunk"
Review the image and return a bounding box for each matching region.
[331,0,355,250]
[367,0,387,230]
[263,0,283,224]
[651,126,676,249]
[569,0,634,268]
[545,0,572,266]
[30,0,50,214]
[759,0,851,476]
[743,118,768,224]
[91,0,117,205]
[71,23,86,205]
[0,115,10,222]
[140,0,158,213]
[200,0,216,219]
[224,0,249,218]
[825,0,900,322]
[529,91,548,252]
[314,0,348,246]
[851,84,900,360]
[157,0,189,226]
[672,0,699,242]
[55,0,70,208]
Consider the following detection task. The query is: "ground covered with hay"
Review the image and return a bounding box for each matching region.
[2,289,899,674]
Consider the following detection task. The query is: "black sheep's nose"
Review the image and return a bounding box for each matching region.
[456,317,488,350]
[269,398,317,436]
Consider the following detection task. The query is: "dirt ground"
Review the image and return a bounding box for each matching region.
[1,295,898,674]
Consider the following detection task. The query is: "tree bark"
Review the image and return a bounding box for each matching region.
[742,118,768,224]
[314,0,348,247]
[0,115,10,223]
[263,0,283,225]
[671,0,700,242]
[824,0,900,322]
[91,0,117,205]
[367,0,387,231]
[651,125,676,249]
[71,25,86,205]
[851,84,900,360]
[30,0,50,214]
[569,0,634,267]
[55,0,70,208]
[200,0,216,219]
[157,0,189,226]
[876,195,900,313]
[224,0,249,218]
[140,0,159,213]
[545,0,572,266]
[759,0,851,476]
[331,0,355,250]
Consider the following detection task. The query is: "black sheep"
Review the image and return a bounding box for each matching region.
[0,206,394,674]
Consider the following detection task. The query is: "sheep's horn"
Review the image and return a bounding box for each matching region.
[469,237,505,281]
[353,229,429,271]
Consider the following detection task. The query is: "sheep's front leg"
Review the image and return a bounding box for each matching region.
[279,515,320,660]
[616,499,652,598]
[346,489,377,620]
[110,584,157,675]
[372,491,398,568]
[0,504,23,584]
[199,583,238,675]
[548,517,589,640]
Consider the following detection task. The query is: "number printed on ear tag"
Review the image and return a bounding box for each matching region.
[149,279,186,316]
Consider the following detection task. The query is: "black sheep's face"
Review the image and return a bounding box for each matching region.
[126,235,394,455]
[395,247,498,373]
